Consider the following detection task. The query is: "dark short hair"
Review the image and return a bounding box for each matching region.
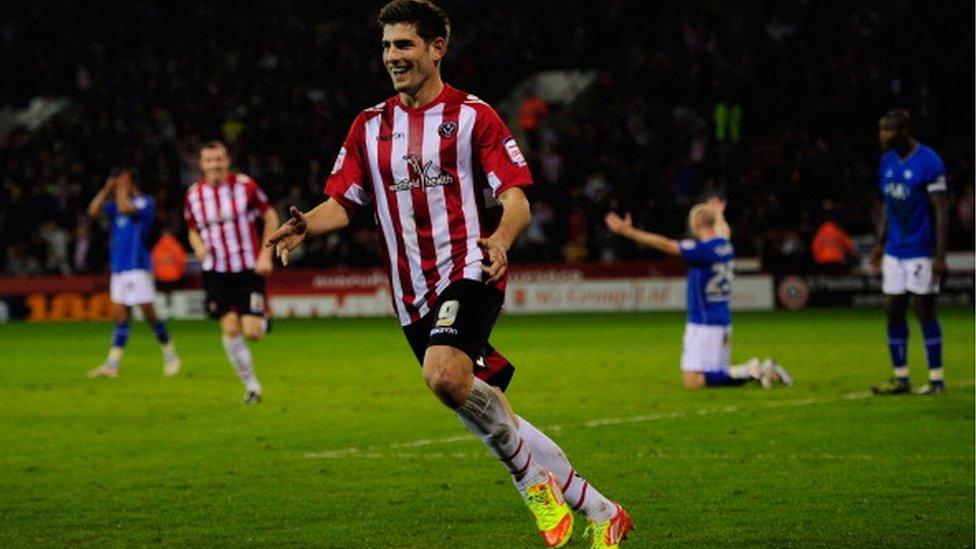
[200,140,228,154]
[378,0,451,43]
[880,109,912,131]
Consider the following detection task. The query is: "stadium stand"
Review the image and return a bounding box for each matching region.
[1,0,972,276]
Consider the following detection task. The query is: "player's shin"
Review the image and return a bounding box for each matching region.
[152,321,177,360]
[920,320,943,383]
[516,416,616,523]
[887,323,910,381]
[221,335,260,391]
[107,322,129,368]
[455,378,547,490]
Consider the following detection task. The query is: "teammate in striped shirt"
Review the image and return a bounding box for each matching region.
[184,141,280,403]
[87,167,180,378]
[267,1,630,546]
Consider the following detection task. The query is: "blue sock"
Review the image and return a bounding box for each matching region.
[151,321,171,345]
[887,323,909,382]
[703,370,747,387]
[921,320,943,384]
[112,322,130,348]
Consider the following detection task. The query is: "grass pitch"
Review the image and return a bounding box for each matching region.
[0,308,973,547]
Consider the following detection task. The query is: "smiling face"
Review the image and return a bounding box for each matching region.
[382,23,445,99]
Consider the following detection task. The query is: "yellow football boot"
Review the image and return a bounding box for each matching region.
[584,503,633,548]
[524,471,574,547]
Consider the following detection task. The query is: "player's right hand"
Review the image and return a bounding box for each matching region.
[604,211,633,236]
[266,206,308,267]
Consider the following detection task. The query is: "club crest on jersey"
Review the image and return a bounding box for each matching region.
[438,121,458,139]
[903,169,913,179]
[503,137,526,166]
[389,154,455,192]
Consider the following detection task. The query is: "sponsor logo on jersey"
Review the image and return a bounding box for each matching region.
[503,137,526,166]
[884,182,909,200]
[438,121,457,139]
[903,169,913,179]
[388,153,455,192]
[377,132,405,142]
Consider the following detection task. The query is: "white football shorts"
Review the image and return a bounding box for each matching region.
[680,323,731,372]
[110,269,156,306]
[882,255,939,295]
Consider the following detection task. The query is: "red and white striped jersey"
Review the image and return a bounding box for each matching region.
[183,172,271,273]
[325,84,533,325]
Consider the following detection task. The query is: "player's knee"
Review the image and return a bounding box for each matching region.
[242,325,264,341]
[422,354,471,408]
[884,296,908,323]
[912,295,937,322]
[682,372,706,390]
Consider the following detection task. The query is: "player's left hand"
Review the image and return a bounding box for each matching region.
[255,253,274,276]
[478,236,508,284]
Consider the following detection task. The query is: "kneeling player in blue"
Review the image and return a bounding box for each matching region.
[86,167,180,378]
[605,198,792,390]
[869,110,949,396]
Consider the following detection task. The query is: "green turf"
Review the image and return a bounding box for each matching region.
[0,308,973,547]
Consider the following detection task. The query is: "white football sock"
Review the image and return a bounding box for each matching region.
[106,346,124,368]
[221,335,258,388]
[455,378,548,492]
[517,416,616,522]
[729,358,761,380]
[160,341,177,361]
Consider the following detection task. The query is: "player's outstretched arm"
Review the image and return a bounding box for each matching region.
[86,177,115,218]
[479,187,530,283]
[604,212,680,256]
[265,199,352,267]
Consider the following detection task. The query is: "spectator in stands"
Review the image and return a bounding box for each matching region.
[811,206,856,274]
[517,86,549,153]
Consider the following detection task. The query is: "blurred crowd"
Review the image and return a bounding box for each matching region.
[1,0,973,277]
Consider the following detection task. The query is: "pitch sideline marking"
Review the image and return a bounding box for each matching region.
[304,379,975,460]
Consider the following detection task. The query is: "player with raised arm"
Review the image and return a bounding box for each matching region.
[87,167,180,378]
[869,110,949,396]
[267,2,631,546]
[605,198,793,390]
[183,141,279,403]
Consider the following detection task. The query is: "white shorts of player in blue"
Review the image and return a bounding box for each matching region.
[680,323,731,372]
[110,269,156,306]
[882,255,939,295]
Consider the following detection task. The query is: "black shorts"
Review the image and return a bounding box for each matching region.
[202,270,267,320]
[402,279,515,391]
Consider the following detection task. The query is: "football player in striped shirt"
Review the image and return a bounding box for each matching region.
[268,1,630,546]
[87,167,180,378]
[184,141,280,403]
